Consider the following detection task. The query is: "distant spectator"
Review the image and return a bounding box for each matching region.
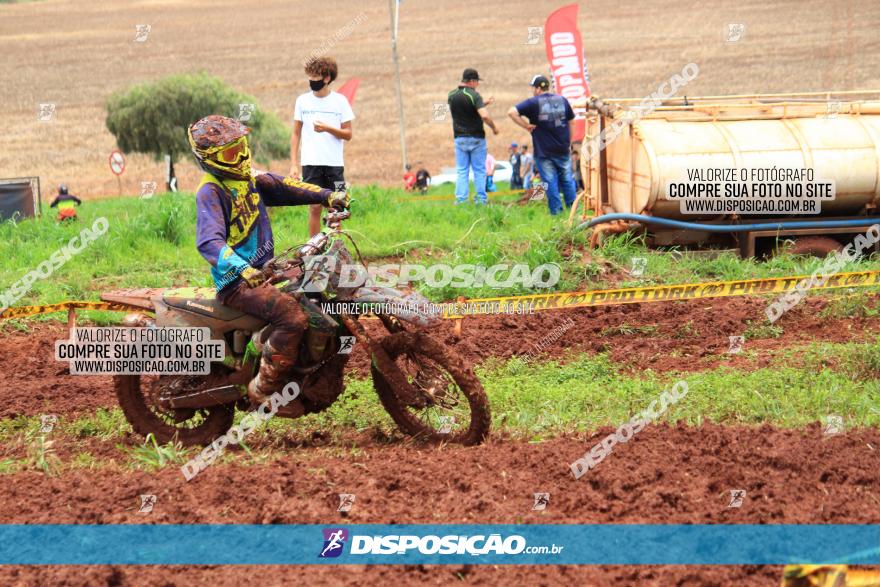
[447,68,499,205]
[486,153,497,193]
[571,144,585,191]
[403,164,417,191]
[415,167,431,194]
[527,171,544,200]
[520,144,534,189]
[508,142,523,190]
[291,56,355,236]
[508,75,577,215]
[49,184,81,222]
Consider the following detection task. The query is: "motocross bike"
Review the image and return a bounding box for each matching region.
[102,209,490,446]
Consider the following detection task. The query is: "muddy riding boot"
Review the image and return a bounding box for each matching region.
[247,343,306,418]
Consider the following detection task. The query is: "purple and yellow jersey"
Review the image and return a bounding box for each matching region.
[195,172,330,291]
[49,193,82,210]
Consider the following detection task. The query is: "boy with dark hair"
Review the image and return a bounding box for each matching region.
[291,56,355,236]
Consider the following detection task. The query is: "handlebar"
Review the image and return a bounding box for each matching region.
[324,208,350,229]
[260,208,350,281]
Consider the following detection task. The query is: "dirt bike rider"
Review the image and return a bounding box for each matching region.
[188,115,349,415]
[49,184,82,222]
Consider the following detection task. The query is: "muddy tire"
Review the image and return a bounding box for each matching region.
[371,331,490,445]
[783,236,843,257]
[115,375,235,446]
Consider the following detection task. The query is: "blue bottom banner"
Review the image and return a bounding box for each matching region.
[0,524,878,565]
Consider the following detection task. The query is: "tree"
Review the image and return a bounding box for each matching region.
[106,72,290,190]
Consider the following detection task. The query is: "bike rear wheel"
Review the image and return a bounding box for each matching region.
[371,331,490,445]
[115,373,235,446]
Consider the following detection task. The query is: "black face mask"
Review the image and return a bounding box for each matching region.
[309,79,327,92]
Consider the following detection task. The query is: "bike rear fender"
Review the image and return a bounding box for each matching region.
[349,286,441,327]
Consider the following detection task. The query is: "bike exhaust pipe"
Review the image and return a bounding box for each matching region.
[122,313,154,328]
[165,385,243,409]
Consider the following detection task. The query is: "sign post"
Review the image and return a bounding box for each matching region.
[109,150,126,196]
[388,0,407,170]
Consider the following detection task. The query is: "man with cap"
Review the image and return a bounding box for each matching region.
[447,68,499,205]
[507,75,577,215]
[508,142,522,190]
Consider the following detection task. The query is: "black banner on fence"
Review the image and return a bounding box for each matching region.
[0,177,40,221]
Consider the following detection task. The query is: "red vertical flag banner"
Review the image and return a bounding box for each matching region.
[544,4,591,142]
[337,78,361,106]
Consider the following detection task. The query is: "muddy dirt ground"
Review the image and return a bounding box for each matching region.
[1,295,877,419]
[1,297,879,585]
[5,424,880,525]
[0,563,781,586]
[2,424,879,585]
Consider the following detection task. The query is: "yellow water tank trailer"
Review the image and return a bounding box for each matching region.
[578,92,880,255]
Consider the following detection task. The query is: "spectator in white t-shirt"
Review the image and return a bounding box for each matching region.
[291,56,355,236]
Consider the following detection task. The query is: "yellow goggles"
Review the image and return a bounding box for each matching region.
[212,137,249,165]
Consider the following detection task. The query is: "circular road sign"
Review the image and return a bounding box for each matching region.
[109,150,126,176]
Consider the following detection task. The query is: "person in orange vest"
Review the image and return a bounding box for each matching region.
[49,184,82,222]
[403,164,417,191]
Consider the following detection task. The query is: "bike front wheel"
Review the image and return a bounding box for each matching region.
[371,331,490,445]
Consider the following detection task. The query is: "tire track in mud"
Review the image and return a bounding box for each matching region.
[2,424,879,585]
[4,424,878,526]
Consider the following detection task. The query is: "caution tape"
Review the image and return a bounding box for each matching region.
[0,301,141,321]
[3,270,880,323]
[440,270,880,318]
[783,565,880,586]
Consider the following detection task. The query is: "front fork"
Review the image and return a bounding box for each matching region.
[338,313,418,404]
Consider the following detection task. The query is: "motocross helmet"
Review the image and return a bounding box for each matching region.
[59,184,68,195]
[187,115,252,181]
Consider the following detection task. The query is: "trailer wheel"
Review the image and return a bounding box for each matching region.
[782,236,843,257]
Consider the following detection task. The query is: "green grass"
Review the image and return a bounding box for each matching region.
[122,433,186,470]
[0,185,564,315]
[69,452,101,470]
[456,341,871,432]
[599,324,659,337]
[819,291,880,319]
[255,339,880,440]
[0,414,40,442]
[25,432,60,475]
[5,184,880,328]
[597,232,880,287]
[65,408,130,440]
[743,320,784,340]
[0,459,20,474]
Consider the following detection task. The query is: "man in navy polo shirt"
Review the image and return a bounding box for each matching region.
[507,75,577,215]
